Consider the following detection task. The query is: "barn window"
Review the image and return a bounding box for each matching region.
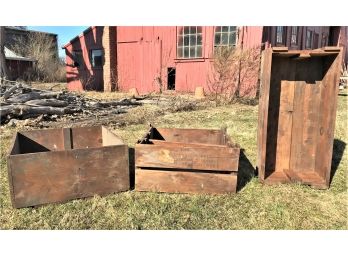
[305,30,313,49]
[276,26,286,45]
[321,33,328,47]
[290,27,298,45]
[90,49,103,67]
[177,26,203,58]
[214,26,237,51]
[72,50,83,68]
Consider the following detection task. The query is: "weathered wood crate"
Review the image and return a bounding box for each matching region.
[7,126,129,208]
[135,127,240,194]
[257,47,343,189]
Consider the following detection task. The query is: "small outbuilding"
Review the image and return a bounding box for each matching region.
[4,47,36,80]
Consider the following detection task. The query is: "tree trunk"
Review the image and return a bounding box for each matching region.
[0,26,9,79]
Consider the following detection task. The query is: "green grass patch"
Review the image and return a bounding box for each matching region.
[0,90,347,229]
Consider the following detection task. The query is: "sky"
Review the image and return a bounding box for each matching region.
[28,26,89,57]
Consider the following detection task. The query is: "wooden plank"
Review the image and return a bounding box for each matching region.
[315,51,342,186]
[135,169,237,194]
[20,128,65,151]
[135,143,239,172]
[264,55,296,178]
[257,48,273,181]
[272,47,288,52]
[274,80,295,174]
[8,145,129,208]
[289,80,305,174]
[71,126,103,149]
[63,128,72,150]
[323,46,341,52]
[156,128,225,145]
[149,139,232,148]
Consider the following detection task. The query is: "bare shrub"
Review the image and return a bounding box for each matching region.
[153,46,173,93]
[12,32,65,82]
[207,45,261,106]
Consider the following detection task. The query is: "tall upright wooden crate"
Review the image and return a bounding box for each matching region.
[257,47,342,189]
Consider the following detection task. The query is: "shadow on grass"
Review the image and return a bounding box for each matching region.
[237,150,255,192]
[129,147,135,190]
[330,139,346,183]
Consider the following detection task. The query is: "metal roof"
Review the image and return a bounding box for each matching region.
[4,47,36,62]
[62,26,93,49]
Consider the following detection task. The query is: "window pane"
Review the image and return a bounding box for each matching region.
[276,26,284,44]
[178,35,183,47]
[196,46,202,57]
[215,33,221,45]
[222,26,229,32]
[184,26,190,34]
[229,26,236,33]
[190,35,196,46]
[291,27,298,45]
[177,46,183,58]
[184,35,190,46]
[184,46,189,58]
[197,26,202,33]
[197,34,202,45]
[189,47,195,58]
[190,26,196,34]
[91,49,103,67]
[229,32,236,46]
[94,56,103,67]
[215,26,237,48]
[221,33,228,44]
[92,49,103,57]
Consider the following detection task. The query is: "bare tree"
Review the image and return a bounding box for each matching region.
[207,45,261,105]
[0,26,9,80]
[12,31,64,82]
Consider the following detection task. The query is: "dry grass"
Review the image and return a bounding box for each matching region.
[0,89,347,230]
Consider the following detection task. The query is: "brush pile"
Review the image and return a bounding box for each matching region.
[0,81,142,125]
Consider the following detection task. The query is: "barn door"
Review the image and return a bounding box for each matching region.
[139,40,162,94]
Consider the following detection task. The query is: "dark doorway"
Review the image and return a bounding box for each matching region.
[167,67,176,90]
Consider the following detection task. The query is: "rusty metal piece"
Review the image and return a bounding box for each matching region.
[135,127,240,194]
[7,126,129,208]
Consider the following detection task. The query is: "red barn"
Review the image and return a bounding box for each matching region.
[63,26,347,97]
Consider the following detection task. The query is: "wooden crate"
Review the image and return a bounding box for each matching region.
[135,127,240,194]
[7,126,129,208]
[257,47,343,189]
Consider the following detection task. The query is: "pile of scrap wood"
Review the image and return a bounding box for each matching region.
[0,81,142,125]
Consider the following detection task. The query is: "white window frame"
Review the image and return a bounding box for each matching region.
[90,49,103,67]
[291,26,298,46]
[177,26,203,59]
[306,29,313,49]
[214,26,238,49]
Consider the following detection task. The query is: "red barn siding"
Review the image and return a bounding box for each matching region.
[116,26,262,96]
[65,26,104,91]
[65,26,345,97]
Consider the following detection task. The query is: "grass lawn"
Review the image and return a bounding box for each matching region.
[0,89,347,229]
